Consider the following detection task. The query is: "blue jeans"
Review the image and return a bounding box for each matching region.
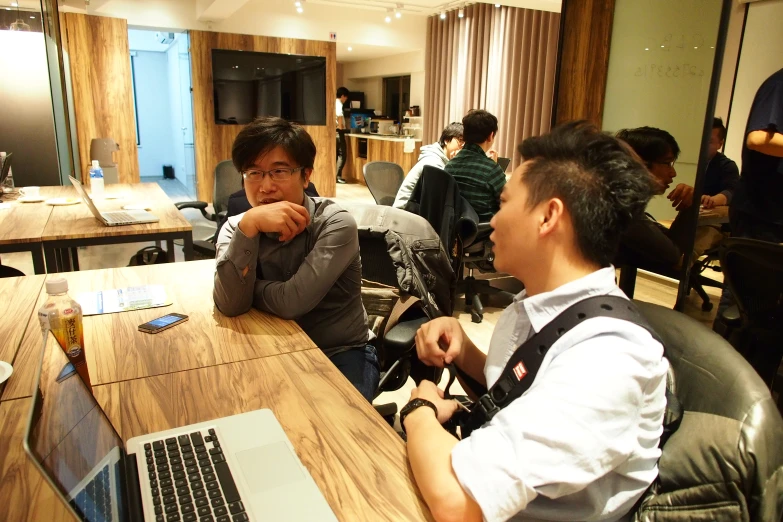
[329,345,380,402]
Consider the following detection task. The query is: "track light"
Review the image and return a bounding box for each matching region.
[294,1,300,6]
[296,6,303,13]
[495,3,501,7]
[395,10,401,18]
[458,7,464,18]
[440,11,446,19]
[347,46,352,51]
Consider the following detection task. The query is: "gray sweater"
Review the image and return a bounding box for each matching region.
[213,196,369,357]
[393,142,449,209]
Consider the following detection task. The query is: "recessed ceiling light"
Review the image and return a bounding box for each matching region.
[385,15,391,22]
[440,11,446,19]
[458,7,464,18]
[30,15,35,18]
[294,1,300,6]
[694,46,698,49]
[232,65,239,69]
[495,3,500,7]
[347,46,352,51]
[296,6,303,13]
[644,47,649,51]
[11,1,18,5]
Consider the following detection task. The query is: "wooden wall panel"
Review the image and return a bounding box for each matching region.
[190,31,337,201]
[552,0,616,126]
[60,13,139,186]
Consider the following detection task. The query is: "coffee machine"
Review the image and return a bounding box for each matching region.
[89,138,120,184]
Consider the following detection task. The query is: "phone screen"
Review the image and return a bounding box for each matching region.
[147,314,183,329]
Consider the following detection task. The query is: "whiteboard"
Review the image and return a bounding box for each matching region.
[602,0,722,220]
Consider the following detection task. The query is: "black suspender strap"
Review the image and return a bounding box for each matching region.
[456,295,666,438]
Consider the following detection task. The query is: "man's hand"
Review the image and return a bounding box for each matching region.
[408,380,460,424]
[486,149,498,162]
[415,317,465,368]
[238,201,309,242]
[701,193,728,209]
[667,183,695,211]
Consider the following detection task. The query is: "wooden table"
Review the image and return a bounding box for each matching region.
[41,183,194,272]
[0,187,71,274]
[2,260,317,401]
[0,275,433,520]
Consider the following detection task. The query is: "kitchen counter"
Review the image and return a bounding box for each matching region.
[347,132,422,143]
[343,134,423,186]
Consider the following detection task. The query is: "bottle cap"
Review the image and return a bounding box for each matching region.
[92,160,100,168]
[46,278,68,295]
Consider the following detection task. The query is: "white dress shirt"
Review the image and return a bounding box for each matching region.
[335,98,344,127]
[451,267,668,522]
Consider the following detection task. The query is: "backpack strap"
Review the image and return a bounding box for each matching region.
[457,295,679,439]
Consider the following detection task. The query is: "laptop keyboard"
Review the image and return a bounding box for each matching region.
[144,428,247,522]
[70,462,113,521]
[104,212,139,224]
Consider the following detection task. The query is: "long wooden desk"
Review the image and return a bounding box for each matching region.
[0,270,432,521]
[2,260,317,401]
[41,182,194,272]
[0,187,71,274]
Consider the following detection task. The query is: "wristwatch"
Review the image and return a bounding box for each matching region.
[400,398,438,432]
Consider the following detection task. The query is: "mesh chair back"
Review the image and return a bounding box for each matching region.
[213,160,242,215]
[363,161,405,206]
[720,238,783,330]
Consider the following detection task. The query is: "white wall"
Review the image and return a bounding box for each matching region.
[134,51,176,178]
[166,34,187,186]
[724,0,783,170]
[342,50,426,115]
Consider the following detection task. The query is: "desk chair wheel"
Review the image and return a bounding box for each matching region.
[701,301,714,312]
[471,310,483,324]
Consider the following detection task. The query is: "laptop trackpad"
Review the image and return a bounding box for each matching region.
[236,442,305,493]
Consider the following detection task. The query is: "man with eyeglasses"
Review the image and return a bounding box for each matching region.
[615,127,685,272]
[213,116,379,401]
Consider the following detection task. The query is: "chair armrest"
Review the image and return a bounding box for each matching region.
[719,304,741,328]
[384,316,429,358]
[175,201,215,222]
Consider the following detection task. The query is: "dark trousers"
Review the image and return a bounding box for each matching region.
[336,130,347,180]
[328,345,380,402]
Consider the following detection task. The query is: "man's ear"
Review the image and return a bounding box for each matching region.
[539,198,564,237]
[303,168,313,186]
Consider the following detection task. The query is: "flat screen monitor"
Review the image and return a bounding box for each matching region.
[212,49,326,125]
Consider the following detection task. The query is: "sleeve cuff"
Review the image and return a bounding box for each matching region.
[222,226,258,276]
[719,190,733,204]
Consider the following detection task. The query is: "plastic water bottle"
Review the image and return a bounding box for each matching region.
[0,152,14,193]
[89,160,104,197]
[38,278,91,390]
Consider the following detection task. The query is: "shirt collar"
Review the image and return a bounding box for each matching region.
[303,194,316,225]
[462,143,486,155]
[515,267,620,333]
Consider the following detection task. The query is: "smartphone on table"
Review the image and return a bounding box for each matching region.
[139,313,189,334]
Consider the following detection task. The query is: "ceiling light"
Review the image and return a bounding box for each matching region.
[440,11,446,19]
[296,6,303,13]
[347,46,352,51]
[232,65,239,69]
[294,1,300,5]
[458,7,464,18]
[385,15,391,22]
[495,3,500,7]
[395,10,401,18]
[11,1,18,5]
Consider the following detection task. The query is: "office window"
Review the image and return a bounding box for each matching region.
[383,75,411,122]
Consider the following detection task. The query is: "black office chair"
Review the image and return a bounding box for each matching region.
[630,300,783,520]
[363,161,405,206]
[716,238,783,391]
[407,165,513,323]
[0,264,24,278]
[176,160,243,258]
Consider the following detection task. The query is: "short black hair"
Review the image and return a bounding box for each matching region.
[439,122,464,148]
[713,117,727,141]
[336,86,350,99]
[232,117,316,176]
[518,121,656,267]
[615,127,681,164]
[462,109,498,145]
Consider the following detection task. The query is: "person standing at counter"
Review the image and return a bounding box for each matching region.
[393,122,464,209]
[336,86,350,184]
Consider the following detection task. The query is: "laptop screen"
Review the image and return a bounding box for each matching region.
[69,175,107,223]
[498,157,511,173]
[25,332,129,522]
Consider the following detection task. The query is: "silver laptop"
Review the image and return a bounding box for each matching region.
[24,332,338,522]
[69,175,159,226]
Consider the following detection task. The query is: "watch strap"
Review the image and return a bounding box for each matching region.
[400,398,438,432]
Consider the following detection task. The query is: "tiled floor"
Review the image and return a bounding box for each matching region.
[0,179,729,413]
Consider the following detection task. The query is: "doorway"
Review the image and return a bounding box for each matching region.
[128,28,196,200]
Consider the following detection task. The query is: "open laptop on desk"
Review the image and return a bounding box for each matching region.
[69,175,159,226]
[497,157,511,173]
[24,333,337,522]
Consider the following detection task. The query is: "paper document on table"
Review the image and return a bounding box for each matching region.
[76,285,172,315]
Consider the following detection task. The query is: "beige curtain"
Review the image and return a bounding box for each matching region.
[424,4,560,169]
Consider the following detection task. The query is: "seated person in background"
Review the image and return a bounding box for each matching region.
[701,117,740,209]
[404,122,667,522]
[213,117,379,401]
[393,122,464,209]
[615,126,684,271]
[445,109,507,222]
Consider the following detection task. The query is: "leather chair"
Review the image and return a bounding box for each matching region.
[631,300,783,521]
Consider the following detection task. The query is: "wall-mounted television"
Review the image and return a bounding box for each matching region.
[212,49,326,126]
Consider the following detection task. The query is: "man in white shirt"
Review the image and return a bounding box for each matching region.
[335,86,350,184]
[403,122,670,522]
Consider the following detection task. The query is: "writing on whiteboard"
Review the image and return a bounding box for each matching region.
[634,63,706,79]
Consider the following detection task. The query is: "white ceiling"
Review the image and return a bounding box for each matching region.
[306,0,561,16]
[128,28,183,52]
